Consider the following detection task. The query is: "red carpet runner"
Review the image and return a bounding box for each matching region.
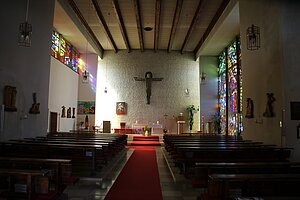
[104,136,163,200]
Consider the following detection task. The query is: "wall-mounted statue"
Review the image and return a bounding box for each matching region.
[245,98,254,118]
[67,107,71,118]
[72,107,76,118]
[263,93,275,117]
[61,106,66,118]
[29,93,40,114]
[134,72,163,104]
[3,85,17,111]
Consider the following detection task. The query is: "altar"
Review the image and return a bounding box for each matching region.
[132,123,163,134]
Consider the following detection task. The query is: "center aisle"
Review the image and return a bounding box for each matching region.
[104,136,163,200]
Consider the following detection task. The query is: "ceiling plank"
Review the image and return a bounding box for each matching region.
[167,0,183,53]
[66,0,104,56]
[132,0,144,51]
[112,0,131,52]
[194,0,231,57]
[154,0,161,52]
[91,0,118,53]
[180,0,205,54]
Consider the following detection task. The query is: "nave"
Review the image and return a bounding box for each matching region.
[64,135,201,200]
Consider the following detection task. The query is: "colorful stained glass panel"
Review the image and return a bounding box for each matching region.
[50,30,80,74]
[51,31,59,58]
[218,36,242,135]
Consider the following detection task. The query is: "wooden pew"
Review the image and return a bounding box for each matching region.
[0,134,127,173]
[204,173,300,200]
[0,141,103,171]
[0,168,50,200]
[175,146,291,174]
[193,161,300,186]
[0,157,71,191]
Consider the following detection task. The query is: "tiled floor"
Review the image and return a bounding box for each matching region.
[64,135,202,200]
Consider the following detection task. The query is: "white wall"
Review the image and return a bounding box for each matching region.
[96,50,200,133]
[48,58,78,132]
[0,0,55,140]
[280,0,300,161]
[77,53,98,128]
[239,0,284,145]
[199,56,219,131]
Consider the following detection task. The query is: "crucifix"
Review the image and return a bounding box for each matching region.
[134,72,163,104]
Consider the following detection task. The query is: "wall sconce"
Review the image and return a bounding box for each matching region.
[200,72,206,84]
[104,87,108,93]
[18,0,32,47]
[82,70,89,83]
[200,72,206,81]
[184,88,190,96]
[246,24,260,50]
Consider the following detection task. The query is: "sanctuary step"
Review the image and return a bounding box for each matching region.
[133,136,160,141]
[129,136,161,146]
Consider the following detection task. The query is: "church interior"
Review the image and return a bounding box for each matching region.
[1,0,300,199]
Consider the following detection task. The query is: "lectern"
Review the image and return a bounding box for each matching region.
[103,121,111,133]
[177,115,185,134]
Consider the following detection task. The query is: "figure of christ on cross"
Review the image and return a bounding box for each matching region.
[134,72,163,104]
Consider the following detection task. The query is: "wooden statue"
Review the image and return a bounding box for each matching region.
[61,106,66,118]
[72,107,76,118]
[134,72,163,104]
[29,93,40,114]
[263,93,275,117]
[85,115,89,129]
[67,107,71,118]
[3,85,17,111]
[245,98,254,118]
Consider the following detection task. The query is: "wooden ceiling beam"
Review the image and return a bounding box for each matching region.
[167,0,183,53]
[194,0,231,56]
[180,0,204,54]
[67,0,104,55]
[91,0,118,53]
[132,0,144,51]
[154,0,161,52]
[112,0,131,52]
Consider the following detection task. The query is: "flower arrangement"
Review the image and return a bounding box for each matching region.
[143,126,151,132]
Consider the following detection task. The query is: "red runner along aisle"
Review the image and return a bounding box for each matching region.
[104,136,162,200]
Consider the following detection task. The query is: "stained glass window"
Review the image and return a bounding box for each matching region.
[50,30,80,74]
[218,37,242,135]
[59,37,66,63]
[51,31,59,58]
[72,49,80,73]
[64,42,72,67]
[218,51,227,134]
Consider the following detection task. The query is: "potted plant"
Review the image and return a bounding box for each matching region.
[186,105,199,132]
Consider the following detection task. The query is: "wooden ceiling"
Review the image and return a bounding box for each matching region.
[59,0,231,57]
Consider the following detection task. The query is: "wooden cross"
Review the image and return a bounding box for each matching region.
[134,72,163,104]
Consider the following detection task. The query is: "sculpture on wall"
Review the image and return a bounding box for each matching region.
[61,106,66,118]
[72,107,76,118]
[134,72,163,104]
[3,85,17,111]
[263,93,276,117]
[67,107,71,118]
[29,93,40,114]
[85,115,89,129]
[245,98,254,118]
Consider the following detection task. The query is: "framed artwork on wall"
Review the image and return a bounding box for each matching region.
[78,101,95,114]
[116,102,127,115]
